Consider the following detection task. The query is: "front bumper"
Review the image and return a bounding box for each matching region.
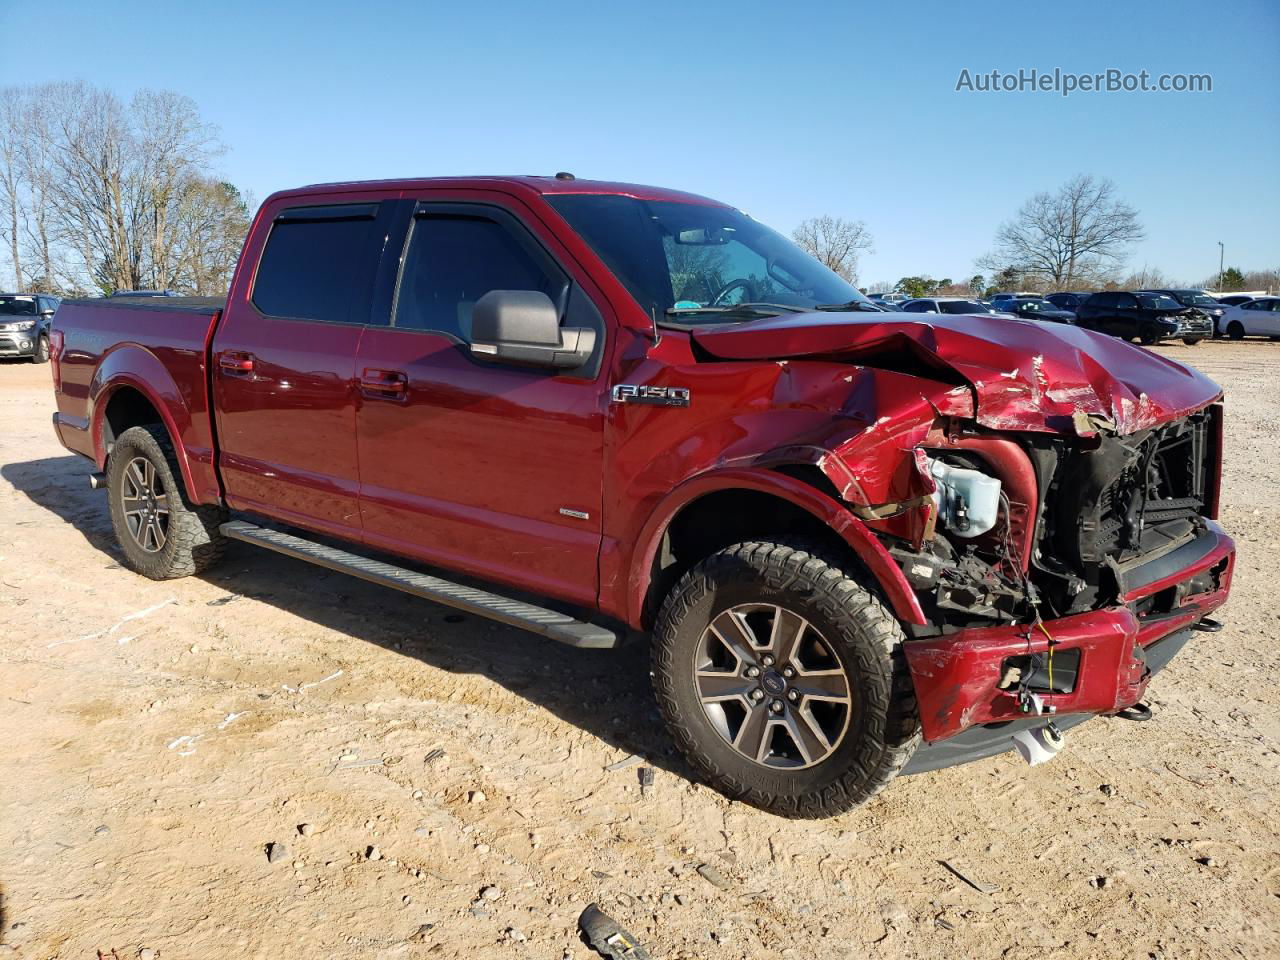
[901,521,1234,759]
[0,330,38,357]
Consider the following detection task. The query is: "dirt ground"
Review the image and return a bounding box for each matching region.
[1,341,1278,960]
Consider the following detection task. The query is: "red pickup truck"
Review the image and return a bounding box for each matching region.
[51,175,1235,817]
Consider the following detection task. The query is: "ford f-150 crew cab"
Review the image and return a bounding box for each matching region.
[50,176,1235,817]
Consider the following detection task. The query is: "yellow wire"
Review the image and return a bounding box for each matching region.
[1035,619,1056,698]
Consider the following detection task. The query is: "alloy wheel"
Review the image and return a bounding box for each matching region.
[120,456,170,553]
[693,603,853,769]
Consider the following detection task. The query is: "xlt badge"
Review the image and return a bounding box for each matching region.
[611,384,691,407]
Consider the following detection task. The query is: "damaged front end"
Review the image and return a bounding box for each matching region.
[834,402,1234,746]
[690,312,1236,751]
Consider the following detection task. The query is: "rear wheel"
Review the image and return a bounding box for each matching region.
[107,424,228,579]
[651,541,920,818]
[1227,321,1245,341]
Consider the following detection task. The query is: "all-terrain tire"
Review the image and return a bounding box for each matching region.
[107,424,228,579]
[651,540,920,818]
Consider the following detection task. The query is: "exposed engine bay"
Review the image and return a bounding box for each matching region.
[887,406,1220,632]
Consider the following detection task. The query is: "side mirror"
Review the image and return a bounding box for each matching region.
[469,290,595,370]
[40,309,55,319]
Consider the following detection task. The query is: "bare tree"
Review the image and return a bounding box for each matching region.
[0,87,27,289]
[792,215,873,284]
[978,175,1143,289]
[0,81,246,296]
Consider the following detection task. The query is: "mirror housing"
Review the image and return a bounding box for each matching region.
[469,290,595,370]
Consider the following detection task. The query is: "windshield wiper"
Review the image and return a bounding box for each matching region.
[663,302,803,319]
[813,300,886,313]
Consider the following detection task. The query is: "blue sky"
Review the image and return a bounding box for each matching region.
[3,0,1277,287]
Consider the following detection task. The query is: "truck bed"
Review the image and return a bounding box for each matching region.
[52,295,227,505]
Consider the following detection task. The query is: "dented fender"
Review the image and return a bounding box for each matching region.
[624,466,928,627]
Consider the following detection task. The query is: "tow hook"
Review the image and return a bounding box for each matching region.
[1011,720,1065,766]
[1192,617,1224,633]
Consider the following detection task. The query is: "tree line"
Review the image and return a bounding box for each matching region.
[0,82,251,297]
[796,173,1276,297]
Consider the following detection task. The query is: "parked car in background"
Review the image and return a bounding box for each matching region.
[47,174,1235,817]
[1045,292,1093,314]
[872,300,904,311]
[1139,290,1227,337]
[990,292,1042,309]
[900,297,1013,317]
[1219,297,1280,339]
[0,293,59,362]
[1075,291,1214,345]
[109,289,181,298]
[1215,294,1258,307]
[1001,297,1077,324]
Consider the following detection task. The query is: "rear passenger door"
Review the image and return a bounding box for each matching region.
[212,194,401,539]
[353,194,609,607]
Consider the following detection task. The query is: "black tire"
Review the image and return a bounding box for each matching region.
[1227,321,1245,341]
[651,540,920,818]
[1139,326,1160,346]
[107,424,228,579]
[1182,338,1200,346]
[30,335,50,363]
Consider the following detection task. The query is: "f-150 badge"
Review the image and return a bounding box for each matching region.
[611,384,691,407]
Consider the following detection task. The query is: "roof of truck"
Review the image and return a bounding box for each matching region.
[278,175,729,207]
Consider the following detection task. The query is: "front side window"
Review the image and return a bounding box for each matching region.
[547,194,871,324]
[393,214,566,342]
[253,205,380,324]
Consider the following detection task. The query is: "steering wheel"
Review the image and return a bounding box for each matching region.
[710,278,755,306]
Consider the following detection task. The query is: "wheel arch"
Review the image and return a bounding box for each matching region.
[628,466,926,630]
[90,360,201,504]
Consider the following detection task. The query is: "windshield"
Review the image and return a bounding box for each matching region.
[0,297,37,316]
[1170,290,1218,306]
[546,195,871,323]
[1014,299,1056,311]
[1138,294,1183,310]
[937,300,989,314]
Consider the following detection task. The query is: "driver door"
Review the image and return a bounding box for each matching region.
[354,193,611,607]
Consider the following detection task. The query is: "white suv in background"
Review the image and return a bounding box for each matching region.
[1220,297,1280,339]
[900,297,1016,318]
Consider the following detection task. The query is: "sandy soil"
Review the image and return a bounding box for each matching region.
[1,341,1277,960]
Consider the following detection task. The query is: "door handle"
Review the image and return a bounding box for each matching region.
[360,368,408,397]
[219,351,256,373]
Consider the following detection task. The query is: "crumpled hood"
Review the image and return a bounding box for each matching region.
[690,311,1222,435]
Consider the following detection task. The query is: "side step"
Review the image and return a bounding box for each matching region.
[219,520,619,649]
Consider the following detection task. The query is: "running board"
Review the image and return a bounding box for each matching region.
[219,520,618,649]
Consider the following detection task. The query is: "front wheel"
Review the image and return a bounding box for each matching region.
[31,335,50,363]
[651,541,920,818]
[107,424,228,579]
[1182,338,1201,346]
[1227,321,1245,341]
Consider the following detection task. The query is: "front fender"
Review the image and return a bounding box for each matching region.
[89,344,218,504]
[623,466,926,628]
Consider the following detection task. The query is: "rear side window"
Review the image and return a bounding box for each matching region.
[394,213,566,342]
[253,204,381,324]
